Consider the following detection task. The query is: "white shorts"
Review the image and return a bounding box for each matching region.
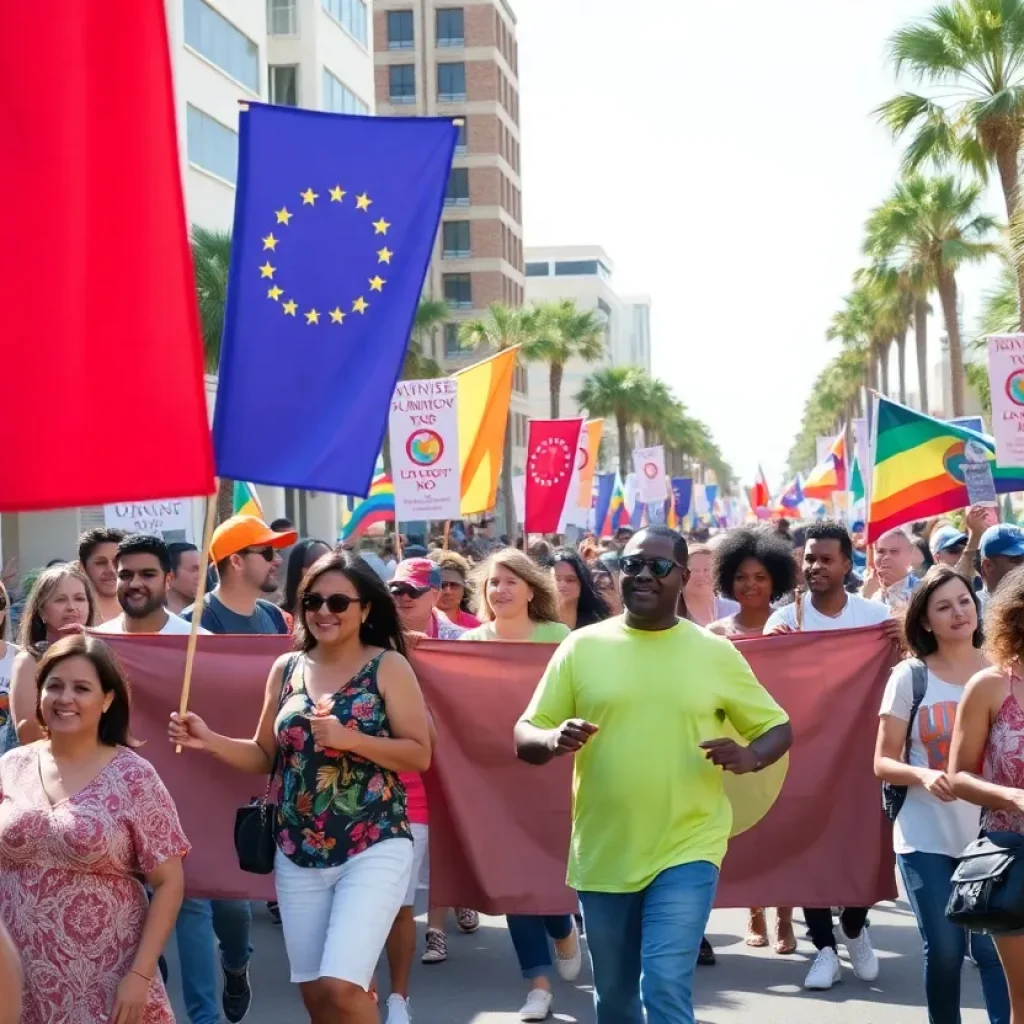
[403,823,429,906]
[274,838,413,987]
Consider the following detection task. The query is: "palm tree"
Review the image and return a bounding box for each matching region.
[877,0,1024,323]
[404,298,448,379]
[827,287,883,392]
[864,174,1000,415]
[855,265,916,404]
[522,300,606,417]
[575,366,648,477]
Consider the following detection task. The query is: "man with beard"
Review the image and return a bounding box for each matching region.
[78,527,126,623]
[94,535,209,635]
[514,525,791,1024]
[765,519,899,992]
[166,542,202,616]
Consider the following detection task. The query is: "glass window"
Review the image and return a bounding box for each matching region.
[436,8,464,46]
[269,65,298,106]
[389,64,416,104]
[444,167,470,206]
[267,0,298,36]
[184,0,259,92]
[525,262,550,277]
[323,68,369,114]
[454,120,467,153]
[437,62,466,102]
[443,274,472,309]
[442,221,471,258]
[186,105,238,183]
[387,10,414,49]
[322,0,368,47]
[554,260,602,276]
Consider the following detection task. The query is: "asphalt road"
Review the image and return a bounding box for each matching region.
[164,895,994,1023]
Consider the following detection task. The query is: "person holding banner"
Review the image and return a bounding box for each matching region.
[169,551,431,1024]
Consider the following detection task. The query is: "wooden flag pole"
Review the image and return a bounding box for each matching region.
[443,520,451,551]
[175,490,218,753]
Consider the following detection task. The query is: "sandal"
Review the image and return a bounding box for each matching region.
[774,908,797,955]
[746,908,769,948]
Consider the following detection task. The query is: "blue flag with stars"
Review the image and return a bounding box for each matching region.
[213,104,457,497]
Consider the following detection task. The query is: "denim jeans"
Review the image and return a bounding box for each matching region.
[580,860,718,1024]
[174,898,253,1024]
[506,914,574,979]
[899,852,1010,1024]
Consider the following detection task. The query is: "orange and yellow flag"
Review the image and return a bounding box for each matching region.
[577,419,603,508]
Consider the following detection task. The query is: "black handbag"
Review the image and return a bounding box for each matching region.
[947,831,1024,933]
[232,655,296,875]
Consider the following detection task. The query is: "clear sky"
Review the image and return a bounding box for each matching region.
[513,0,1002,489]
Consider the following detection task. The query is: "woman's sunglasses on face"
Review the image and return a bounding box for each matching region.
[301,593,361,614]
[620,556,677,579]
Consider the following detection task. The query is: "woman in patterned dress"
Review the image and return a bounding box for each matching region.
[0,633,188,1024]
[170,550,431,1024]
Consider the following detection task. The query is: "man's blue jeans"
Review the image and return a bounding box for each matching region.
[579,861,718,1024]
[174,898,253,1024]
[899,852,1010,1024]
[506,914,574,979]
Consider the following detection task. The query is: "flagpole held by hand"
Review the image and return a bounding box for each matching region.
[175,491,218,754]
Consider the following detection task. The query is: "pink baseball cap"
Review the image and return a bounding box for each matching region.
[390,558,442,593]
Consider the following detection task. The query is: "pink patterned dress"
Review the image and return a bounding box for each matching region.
[982,673,1024,834]
[0,744,190,1024]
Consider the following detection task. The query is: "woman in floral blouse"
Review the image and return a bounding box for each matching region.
[170,550,431,1024]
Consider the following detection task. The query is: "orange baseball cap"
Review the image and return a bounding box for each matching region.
[209,515,298,563]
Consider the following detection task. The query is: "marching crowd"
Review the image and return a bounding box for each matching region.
[3,506,1024,1023]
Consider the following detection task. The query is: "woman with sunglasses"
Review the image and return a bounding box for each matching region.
[0,581,21,756]
[549,549,611,631]
[170,551,431,1023]
[428,550,480,629]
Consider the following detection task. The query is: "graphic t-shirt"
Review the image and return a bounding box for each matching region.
[879,661,981,857]
[523,617,789,893]
[182,593,289,635]
[764,592,892,632]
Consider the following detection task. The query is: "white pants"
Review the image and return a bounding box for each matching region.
[403,823,430,906]
[274,838,413,986]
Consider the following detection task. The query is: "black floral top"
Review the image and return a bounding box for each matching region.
[272,652,411,868]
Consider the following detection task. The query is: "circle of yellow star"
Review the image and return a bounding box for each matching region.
[355,193,373,211]
[352,296,369,314]
[377,247,393,264]
[372,218,391,235]
[329,307,346,324]
[276,207,293,225]
[300,188,319,205]
[282,299,298,316]
[369,276,386,292]
[305,309,320,325]
[259,262,275,279]
[329,186,346,202]
[262,233,278,251]
[267,285,284,301]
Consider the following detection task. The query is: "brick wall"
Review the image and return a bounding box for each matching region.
[373,64,391,106]
[465,4,497,47]
[466,59,498,102]
[471,218,503,259]
[469,166,502,206]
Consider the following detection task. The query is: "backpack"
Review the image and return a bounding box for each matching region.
[881,658,928,823]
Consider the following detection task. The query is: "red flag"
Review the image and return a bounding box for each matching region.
[2,4,215,512]
[749,464,771,511]
[525,419,583,533]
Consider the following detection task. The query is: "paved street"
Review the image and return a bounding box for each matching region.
[165,895,993,1022]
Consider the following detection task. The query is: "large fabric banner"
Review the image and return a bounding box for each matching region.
[104,627,898,912]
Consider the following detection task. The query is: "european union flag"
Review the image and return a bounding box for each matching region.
[213,104,457,497]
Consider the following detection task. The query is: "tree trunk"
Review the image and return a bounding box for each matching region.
[549,362,563,419]
[616,412,629,478]
[895,329,907,405]
[500,413,517,544]
[937,270,965,417]
[215,478,234,525]
[876,338,891,396]
[995,137,1024,331]
[914,297,929,413]
[866,348,879,393]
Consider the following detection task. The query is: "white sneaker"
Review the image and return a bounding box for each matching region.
[519,987,553,1021]
[553,919,582,982]
[839,922,879,982]
[385,994,411,1024]
[804,947,841,990]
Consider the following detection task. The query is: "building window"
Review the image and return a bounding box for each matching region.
[526,262,550,277]
[443,273,472,309]
[322,0,368,47]
[437,62,466,103]
[267,0,298,35]
[269,65,299,106]
[454,120,467,153]
[444,167,470,206]
[184,0,259,92]
[443,322,472,356]
[442,221,471,259]
[554,259,610,277]
[389,64,416,104]
[436,8,465,46]
[186,105,238,183]
[387,10,414,49]
[323,68,369,114]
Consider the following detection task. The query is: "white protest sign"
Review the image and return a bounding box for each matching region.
[388,378,461,521]
[632,446,667,504]
[965,462,998,506]
[987,334,1024,467]
[558,419,586,532]
[104,499,195,543]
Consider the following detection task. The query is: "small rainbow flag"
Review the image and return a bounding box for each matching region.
[232,481,263,519]
[803,432,847,500]
[600,473,630,536]
[340,463,395,541]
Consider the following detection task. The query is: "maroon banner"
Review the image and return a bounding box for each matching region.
[524,418,584,533]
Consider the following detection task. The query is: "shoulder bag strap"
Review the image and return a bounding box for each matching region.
[903,658,929,765]
[263,653,300,802]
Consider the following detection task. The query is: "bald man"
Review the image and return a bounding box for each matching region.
[863,528,918,610]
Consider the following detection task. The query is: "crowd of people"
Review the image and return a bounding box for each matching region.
[2,504,1024,1022]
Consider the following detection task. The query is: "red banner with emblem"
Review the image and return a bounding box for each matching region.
[525,418,584,533]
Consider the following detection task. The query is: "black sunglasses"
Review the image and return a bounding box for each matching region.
[439,580,465,590]
[301,592,361,614]
[620,556,677,579]
[388,584,426,599]
[241,546,276,562]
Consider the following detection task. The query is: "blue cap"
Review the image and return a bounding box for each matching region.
[930,525,968,555]
[980,524,1024,559]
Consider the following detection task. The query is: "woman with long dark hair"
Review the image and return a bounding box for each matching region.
[549,549,611,631]
[170,551,431,1023]
[280,539,333,626]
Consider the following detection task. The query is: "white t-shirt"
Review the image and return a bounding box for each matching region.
[763,592,892,633]
[94,612,210,635]
[879,661,981,857]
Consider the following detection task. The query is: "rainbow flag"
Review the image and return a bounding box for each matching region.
[600,473,630,535]
[867,395,1024,541]
[803,431,847,500]
[340,466,395,541]
[232,481,263,519]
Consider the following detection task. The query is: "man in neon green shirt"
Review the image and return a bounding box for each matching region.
[515,526,792,1024]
